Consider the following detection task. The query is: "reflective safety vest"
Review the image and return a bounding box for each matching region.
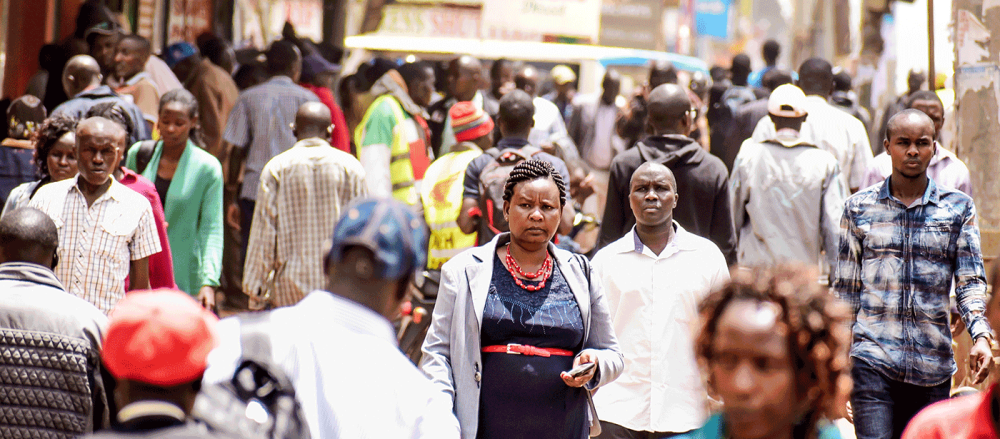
[421,146,482,269]
[354,94,431,206]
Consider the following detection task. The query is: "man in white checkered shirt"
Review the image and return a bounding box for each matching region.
[243,102,367,309]
[30,117,161,314]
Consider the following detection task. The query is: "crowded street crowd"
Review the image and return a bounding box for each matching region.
[1,4,997,439]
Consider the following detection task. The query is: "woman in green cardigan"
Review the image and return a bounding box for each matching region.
[126,89,223,307]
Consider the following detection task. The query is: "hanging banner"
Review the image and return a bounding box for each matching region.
[168,0,213,44]
[482,0,602,42]
[694,0,731,39]
[376,4,481,39]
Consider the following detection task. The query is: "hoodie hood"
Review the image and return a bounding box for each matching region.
[370,70,428,119]
[637,134,707,167]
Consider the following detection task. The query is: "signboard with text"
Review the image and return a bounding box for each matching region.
[482,0,601,42]
[376,4,481,39]
[599,0,663,50]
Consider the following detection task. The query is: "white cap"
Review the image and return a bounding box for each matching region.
[767,84,808,118]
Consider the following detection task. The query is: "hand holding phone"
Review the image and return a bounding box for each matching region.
[566,362,596,378]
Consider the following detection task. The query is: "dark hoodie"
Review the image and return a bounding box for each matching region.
[598,134,737,265]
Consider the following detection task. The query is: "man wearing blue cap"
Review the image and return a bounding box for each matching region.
[204,198,460,439]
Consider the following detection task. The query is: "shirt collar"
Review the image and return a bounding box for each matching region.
[125,72,152,86]
[294,137,332,148]
[267,75,295,86]
[626,222,696,257]
[497,137,531,150]
[117,400,186,424]
[0,262,64,290]
[298,291,397,346]
[930,142,955,167]
[877,176,940,206]
[72,174,126,203]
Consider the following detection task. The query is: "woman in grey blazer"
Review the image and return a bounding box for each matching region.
[420,160,623,439]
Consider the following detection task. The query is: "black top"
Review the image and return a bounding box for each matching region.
[477,256,587,439]
[154,175,170,208]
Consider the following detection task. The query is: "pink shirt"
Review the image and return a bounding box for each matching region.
[861,144,973,196]
[902,383,999,439]
[119,167,176,290]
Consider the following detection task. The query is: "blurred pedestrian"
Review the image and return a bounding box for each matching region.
[125,89,223,306]
[429,55,484,156]
[206,198,461,438]
[831,68,872,133]
[617,60,679,149]
[708,54,758,159]
[875,69,926,155]
[482,58,515,119]
[514,64,578,159]
[457,90,574,244]
[599,84,735,265]
[26,44,69,109]
[592,163,729,438]
[355,61,434,205]
[243,102,366,309]
[730,84,846,268]
[164,42,239,161]
[299,53,351,154]
[422,159,623,439]
[862,90,971,195]
[834,109,994,439]
[0,207,112,437]
[569,69,624,216]
[753,58,871,192]
[112,35,159,127]
[0,96,47,205]
[223,40,319,272]
[196,32,237,75]
[747,39,781,88]
[720,68,793,170]
[85,102,176,292]
[544,64,577,123]
[3,114,78,214]
[85,289,221,439]
[682,264,851,439]
[84,21,119,78]
[30,117,161,313]
[54,54,151,143]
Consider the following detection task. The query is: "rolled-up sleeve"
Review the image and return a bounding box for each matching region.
[955,203,991,340]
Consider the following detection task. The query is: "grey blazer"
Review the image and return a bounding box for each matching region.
[420,233,624,439]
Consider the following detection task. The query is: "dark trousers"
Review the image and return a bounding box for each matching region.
[238,198,256,272]
[596,421,687,439]
[851,359,950,439]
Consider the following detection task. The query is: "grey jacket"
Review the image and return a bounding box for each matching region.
[420,233,624,439]
[0,262,111,438]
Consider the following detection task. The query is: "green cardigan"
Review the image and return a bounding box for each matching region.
[126,140,224,295]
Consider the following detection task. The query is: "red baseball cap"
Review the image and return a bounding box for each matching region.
[102,289,219,387]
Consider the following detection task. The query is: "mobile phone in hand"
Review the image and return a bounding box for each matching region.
[566,362,596,378]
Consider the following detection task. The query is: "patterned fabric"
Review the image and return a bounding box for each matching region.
[450,99,493,144]
[243,138,367,308]
[222,76,319,201]
[29,176,161,313]
[833,177,990,386]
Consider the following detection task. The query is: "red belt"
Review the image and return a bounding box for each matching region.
[482,344,574,357]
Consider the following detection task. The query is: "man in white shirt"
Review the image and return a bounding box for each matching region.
[514,65,578,160]
[591,162,730,438]
[569,69,625,216]
[752,58,872,192]
[204,198,460,439]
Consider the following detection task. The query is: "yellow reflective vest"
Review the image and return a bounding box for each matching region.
[420,146,482,269]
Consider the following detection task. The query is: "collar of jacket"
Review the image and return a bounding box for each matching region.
[75,85,119,99]
[0,262,64,290]
[638,134,705,166]
[463,233,590,329]
[370,70,428,119]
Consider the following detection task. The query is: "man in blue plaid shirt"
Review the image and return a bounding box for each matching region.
[834,109,994,439]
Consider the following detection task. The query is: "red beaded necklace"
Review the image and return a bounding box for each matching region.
[504,244,553,291]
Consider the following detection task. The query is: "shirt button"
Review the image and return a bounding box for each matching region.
[474,372,481,382]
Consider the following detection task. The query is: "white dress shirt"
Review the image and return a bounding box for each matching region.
[752,95,872,190]
[204,291,461,439]
[591,224,730,433]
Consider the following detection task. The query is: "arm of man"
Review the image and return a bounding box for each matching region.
[457,198,480,235]
[458,156,486,234]
[129,257,151,290]
[357,100,397,197]
[242,170,278,307]
[831,202,864,324]
[954,202,994,383]
[223,96,251,229]
[128,204,161,291]
[225,144,247,229]
[821,163,848,269]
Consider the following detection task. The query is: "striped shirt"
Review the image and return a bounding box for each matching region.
[833,177,990,386]
[29,176,161,314]
[222,76,319,200]
[243,138,368,308]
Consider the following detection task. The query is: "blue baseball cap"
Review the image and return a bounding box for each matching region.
[328,199,427,279]
[163,42,198,68]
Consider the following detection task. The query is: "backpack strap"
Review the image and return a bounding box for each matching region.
[135,140,158,175]
[236,312,273,364]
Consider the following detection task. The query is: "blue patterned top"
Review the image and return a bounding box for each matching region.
[477,256,587,439]
[833,177,991,386]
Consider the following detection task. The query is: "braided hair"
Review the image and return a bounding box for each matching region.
[32,114,79,178]
[85,102,136,144]
[502,159,567,207]
[696,264,851,435]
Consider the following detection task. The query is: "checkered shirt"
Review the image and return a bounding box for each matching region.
[29,176,161,313]
[243,138,368,307]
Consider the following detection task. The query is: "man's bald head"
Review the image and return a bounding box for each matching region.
[650,60,679,89]
[515,65,540,96]
[448,55,483,101]
[78,116,127,142]
[294,102,333,141]
[498,89,536,138]
[885,108,934,142]
[647,84,693,135]
[0,207,59,267]
[632,161,676,188]
[63,55,103,98]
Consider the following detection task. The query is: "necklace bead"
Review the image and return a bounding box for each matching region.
[505,244,553,291]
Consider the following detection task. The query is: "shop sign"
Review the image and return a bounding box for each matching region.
[376,4,481,39]
[482,0,602,42]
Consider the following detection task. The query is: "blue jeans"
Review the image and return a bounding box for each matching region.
[851,359,950,439]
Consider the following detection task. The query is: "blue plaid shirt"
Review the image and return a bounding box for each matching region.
[833,177,990,386]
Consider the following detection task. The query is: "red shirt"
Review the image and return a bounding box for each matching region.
[902,383,1000,439]
[301,83,352,154]
[119,167,177,290]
